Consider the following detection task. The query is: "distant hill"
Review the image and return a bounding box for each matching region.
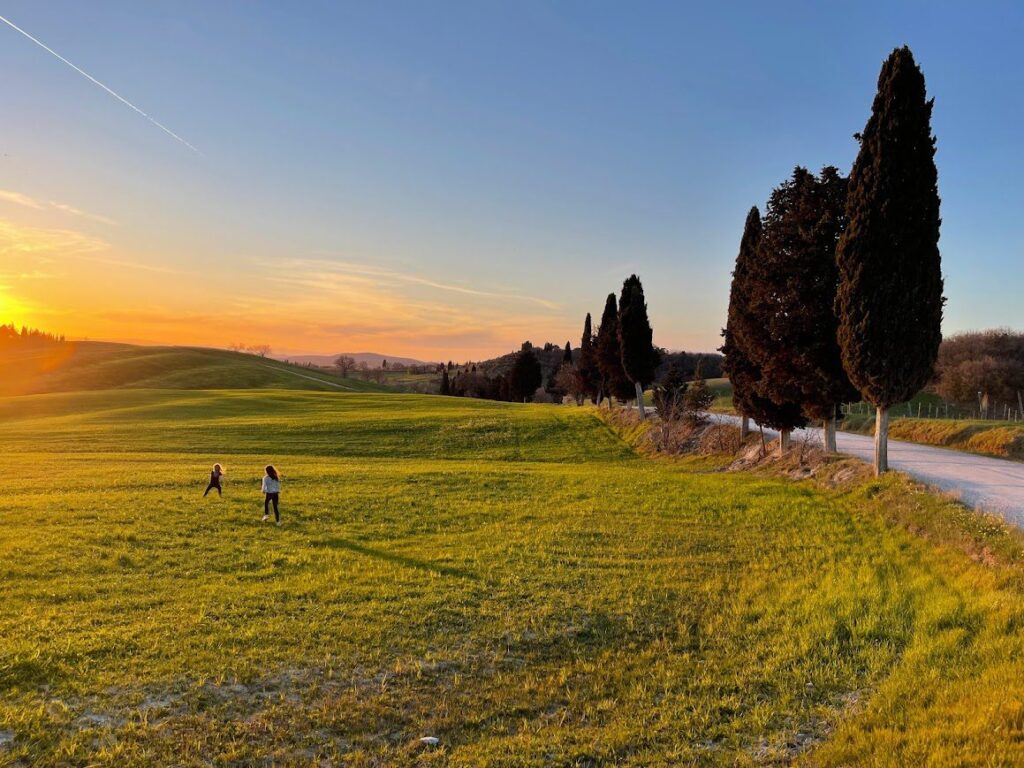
[276,352,432,368]
[0,341,391,396]
[473,343,569,379]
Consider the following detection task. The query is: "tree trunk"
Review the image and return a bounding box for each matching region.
[822,417,837,453]
[874,406,889,475]
[759,425,766,456]
[740,415,750,439]
[635,381,646,420]
[778,429,791,456]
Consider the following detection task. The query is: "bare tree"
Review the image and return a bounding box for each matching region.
[553,364,584,405]
[935,330,1024,408]
[334,355,356,378]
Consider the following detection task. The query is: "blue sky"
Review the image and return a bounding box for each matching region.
[0,1,1021,358]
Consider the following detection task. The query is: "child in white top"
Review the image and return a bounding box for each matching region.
[261,465,282,525]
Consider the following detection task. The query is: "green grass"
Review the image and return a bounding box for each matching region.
[0,342,388,396]
[4,390,1024,765]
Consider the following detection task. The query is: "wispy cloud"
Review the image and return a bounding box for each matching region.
[0,218,107,257]
[0,190,43,210]
[0,14,201,155]
[279,258,561,311]
[0,189,116,226]
[0,269,65,280]
[0,218,175,273]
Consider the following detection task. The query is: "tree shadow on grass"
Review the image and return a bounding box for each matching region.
[315,537,481,581]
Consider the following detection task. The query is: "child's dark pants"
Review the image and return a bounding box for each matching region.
[264,492,280,521]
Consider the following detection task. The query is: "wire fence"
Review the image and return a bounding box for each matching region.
[841,399,1024,423]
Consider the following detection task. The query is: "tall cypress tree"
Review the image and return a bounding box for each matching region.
[748,167,858,453]
[722,205,804,451]
[837,46,944,474]
[617,274,657,419]
[577,313,601,404]
[440,366,451,396]
[720,206,763,439]
[562,341,573,365]
[595,293,632,406]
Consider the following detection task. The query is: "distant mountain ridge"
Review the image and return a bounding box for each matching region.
[276,352,433,368]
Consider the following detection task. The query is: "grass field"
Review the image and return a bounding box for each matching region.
[0,342,388,397]
[5,390,1024,765]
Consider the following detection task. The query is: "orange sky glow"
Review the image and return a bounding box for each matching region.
[0,200,585,361]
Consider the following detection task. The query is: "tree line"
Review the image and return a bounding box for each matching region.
[438,274,680,411]
[934,330,1024,417]
[721,46,943,474]
[0,324,66,348]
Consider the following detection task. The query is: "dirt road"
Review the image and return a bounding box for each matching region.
[714,414,1024,528]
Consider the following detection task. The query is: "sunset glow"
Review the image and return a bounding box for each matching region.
[2,2,1023,359]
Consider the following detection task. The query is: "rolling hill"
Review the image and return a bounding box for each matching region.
[276,352,432,368]
[0,341,391,396]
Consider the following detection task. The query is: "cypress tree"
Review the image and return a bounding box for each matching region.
[577,313,601,404]
[510,345,543,403]
[562,341,573,365]
[747,167,858,453]
[836,46,944,474]
[617,274,657,419]
[742,176,812,451]
[595,293,632,406]
[721,205,800,450]
[720,206,761,439]
[440,366,451,396]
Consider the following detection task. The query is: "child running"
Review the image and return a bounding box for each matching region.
[261,465,282,525]
[203,463,225,497]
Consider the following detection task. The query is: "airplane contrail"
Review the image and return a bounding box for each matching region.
[0,14,201,154]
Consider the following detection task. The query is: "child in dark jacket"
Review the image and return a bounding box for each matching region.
[203,463,225,497]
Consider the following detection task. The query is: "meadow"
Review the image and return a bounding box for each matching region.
[5,388,1024,766]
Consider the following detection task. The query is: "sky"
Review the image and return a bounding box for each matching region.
[1,1,1022,361]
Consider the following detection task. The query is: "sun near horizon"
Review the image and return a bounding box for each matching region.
[1,3,1022,361]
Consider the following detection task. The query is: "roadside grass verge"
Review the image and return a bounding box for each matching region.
[3,391,1024,764]
[707,376,1024,462]
[842,413,1024,462]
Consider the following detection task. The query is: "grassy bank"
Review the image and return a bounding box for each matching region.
[842,413,1024,461]
[705,376,1024,462]
[4,390,1024,764]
